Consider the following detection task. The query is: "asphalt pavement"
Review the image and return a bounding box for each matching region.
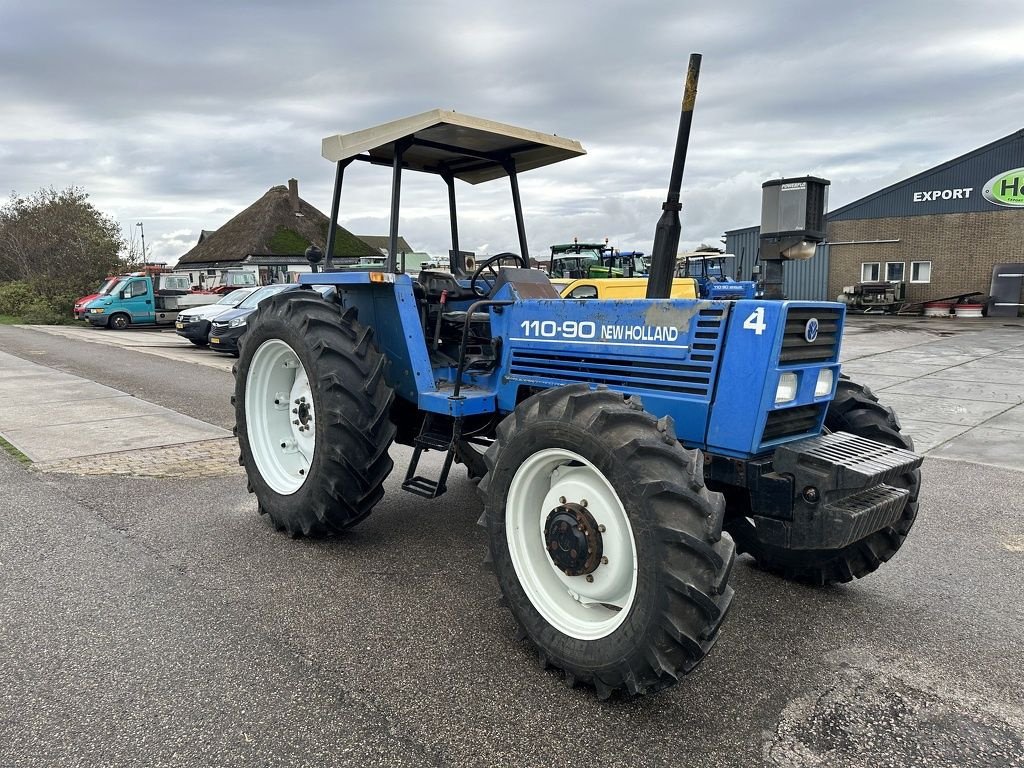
[0,317,1022,767]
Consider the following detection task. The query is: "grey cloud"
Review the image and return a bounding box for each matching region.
[1,1,1022,265]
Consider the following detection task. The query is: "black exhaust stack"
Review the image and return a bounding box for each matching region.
[646,53,701,299]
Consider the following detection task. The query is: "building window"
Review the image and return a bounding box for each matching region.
[886,262,905,282]
[911,261,932,283]
[861,262,880,282]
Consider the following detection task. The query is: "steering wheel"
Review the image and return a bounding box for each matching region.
[470,252,529,297]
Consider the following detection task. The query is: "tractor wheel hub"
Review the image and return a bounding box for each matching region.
[544,503,603,577]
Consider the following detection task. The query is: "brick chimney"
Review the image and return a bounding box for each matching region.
[288,178,300,214]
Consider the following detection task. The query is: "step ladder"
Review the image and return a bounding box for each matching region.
[401,413,461,499]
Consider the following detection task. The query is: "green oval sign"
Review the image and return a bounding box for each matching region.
[983,167,1024,207]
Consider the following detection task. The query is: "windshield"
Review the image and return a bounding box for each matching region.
[551,256,598,278]
[218,288,256,305]
[97,278,119,296]
[237,284,293,310]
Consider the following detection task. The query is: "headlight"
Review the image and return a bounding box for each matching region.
[775,372,798,403]
[90,308,105,314]
[228,316,247,328]
[815,369,834,397]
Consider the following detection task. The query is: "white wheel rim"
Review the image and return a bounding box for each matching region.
[506,448,638,640]
[245,339,315,495]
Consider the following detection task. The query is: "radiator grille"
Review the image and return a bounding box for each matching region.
[762,404,825,442]
[780,307,841,364]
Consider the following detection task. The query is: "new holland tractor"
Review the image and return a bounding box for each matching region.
[232,56,922,698]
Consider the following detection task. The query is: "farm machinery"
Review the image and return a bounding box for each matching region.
[232,55,922,698]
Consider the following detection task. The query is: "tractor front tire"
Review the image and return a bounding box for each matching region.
[479,385,735,697]
[233,291,396,536]
[727,378,921,585]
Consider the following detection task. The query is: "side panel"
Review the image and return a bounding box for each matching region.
[490,298,730,446]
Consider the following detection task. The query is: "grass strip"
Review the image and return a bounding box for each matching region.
[0,435,32,466]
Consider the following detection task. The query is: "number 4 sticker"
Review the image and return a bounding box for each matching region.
[743,307,767,335]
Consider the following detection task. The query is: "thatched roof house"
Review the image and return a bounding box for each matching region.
[357,234,416,256]
[176,179,378,276]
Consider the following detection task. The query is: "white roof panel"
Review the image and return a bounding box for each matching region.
[321,109,585,184]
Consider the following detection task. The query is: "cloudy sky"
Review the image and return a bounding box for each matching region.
[2,1,1022,265]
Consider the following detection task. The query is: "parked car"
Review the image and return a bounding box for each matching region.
[73,276,121,320]
[174,287,260,346]
[209,284,334,355]
[555,276,698,299]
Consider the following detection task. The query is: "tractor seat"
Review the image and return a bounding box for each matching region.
[441,310,490,324]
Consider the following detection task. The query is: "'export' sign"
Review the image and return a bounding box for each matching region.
[983,167,1024,207]
[913,187,973,202]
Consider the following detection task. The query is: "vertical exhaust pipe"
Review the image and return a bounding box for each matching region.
[646,54,702,299]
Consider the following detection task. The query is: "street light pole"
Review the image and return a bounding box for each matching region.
[136,222,147,268]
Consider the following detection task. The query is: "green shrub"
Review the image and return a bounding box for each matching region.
[21,299,64,325]
[0,281,37,316]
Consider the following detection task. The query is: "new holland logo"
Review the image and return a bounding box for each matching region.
[983,167,1024,208]
[804,318,819,343]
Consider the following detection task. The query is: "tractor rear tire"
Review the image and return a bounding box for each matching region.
[727,378,921,585]
[479,385,735,697]
[233,291,396,536]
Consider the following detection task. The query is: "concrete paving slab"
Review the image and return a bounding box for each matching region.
[926,425,1024,472]
[938,358,1024,383]
[884,376,1024,404]
[982,404,1024,434]
[0,350,229,462]
[991,348,1024,359]
[842,373,916,391]
[3,413,229,462]
[840,335,936,360]
[870,393,1010,427]
[838,359,949,378]
[897,419,974,454]
[0,372,126,404]
[859,350,983,367]
[0,396,169,431]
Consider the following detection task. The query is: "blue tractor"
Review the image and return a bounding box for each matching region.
[233,57,921,698]
[677,252,758,300]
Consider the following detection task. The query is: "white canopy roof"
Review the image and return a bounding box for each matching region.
[321,109,586,185]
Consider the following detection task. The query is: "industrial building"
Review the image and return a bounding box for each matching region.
[726,129,1024,309]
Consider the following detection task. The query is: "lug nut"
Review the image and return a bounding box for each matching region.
[580,499,588,508]
[598,524,606,533]
[559,496,566,504]
[585,575,594,583]
[601,556,609,565]
[293,420,300,425]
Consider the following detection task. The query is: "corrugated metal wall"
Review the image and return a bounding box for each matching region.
[726,226,760,282]
[829,130,1024,221]
[725,226,831,301]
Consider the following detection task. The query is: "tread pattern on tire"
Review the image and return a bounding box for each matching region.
[478,384,735,698]
[233,292,396,536]
[728,376,921,585]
